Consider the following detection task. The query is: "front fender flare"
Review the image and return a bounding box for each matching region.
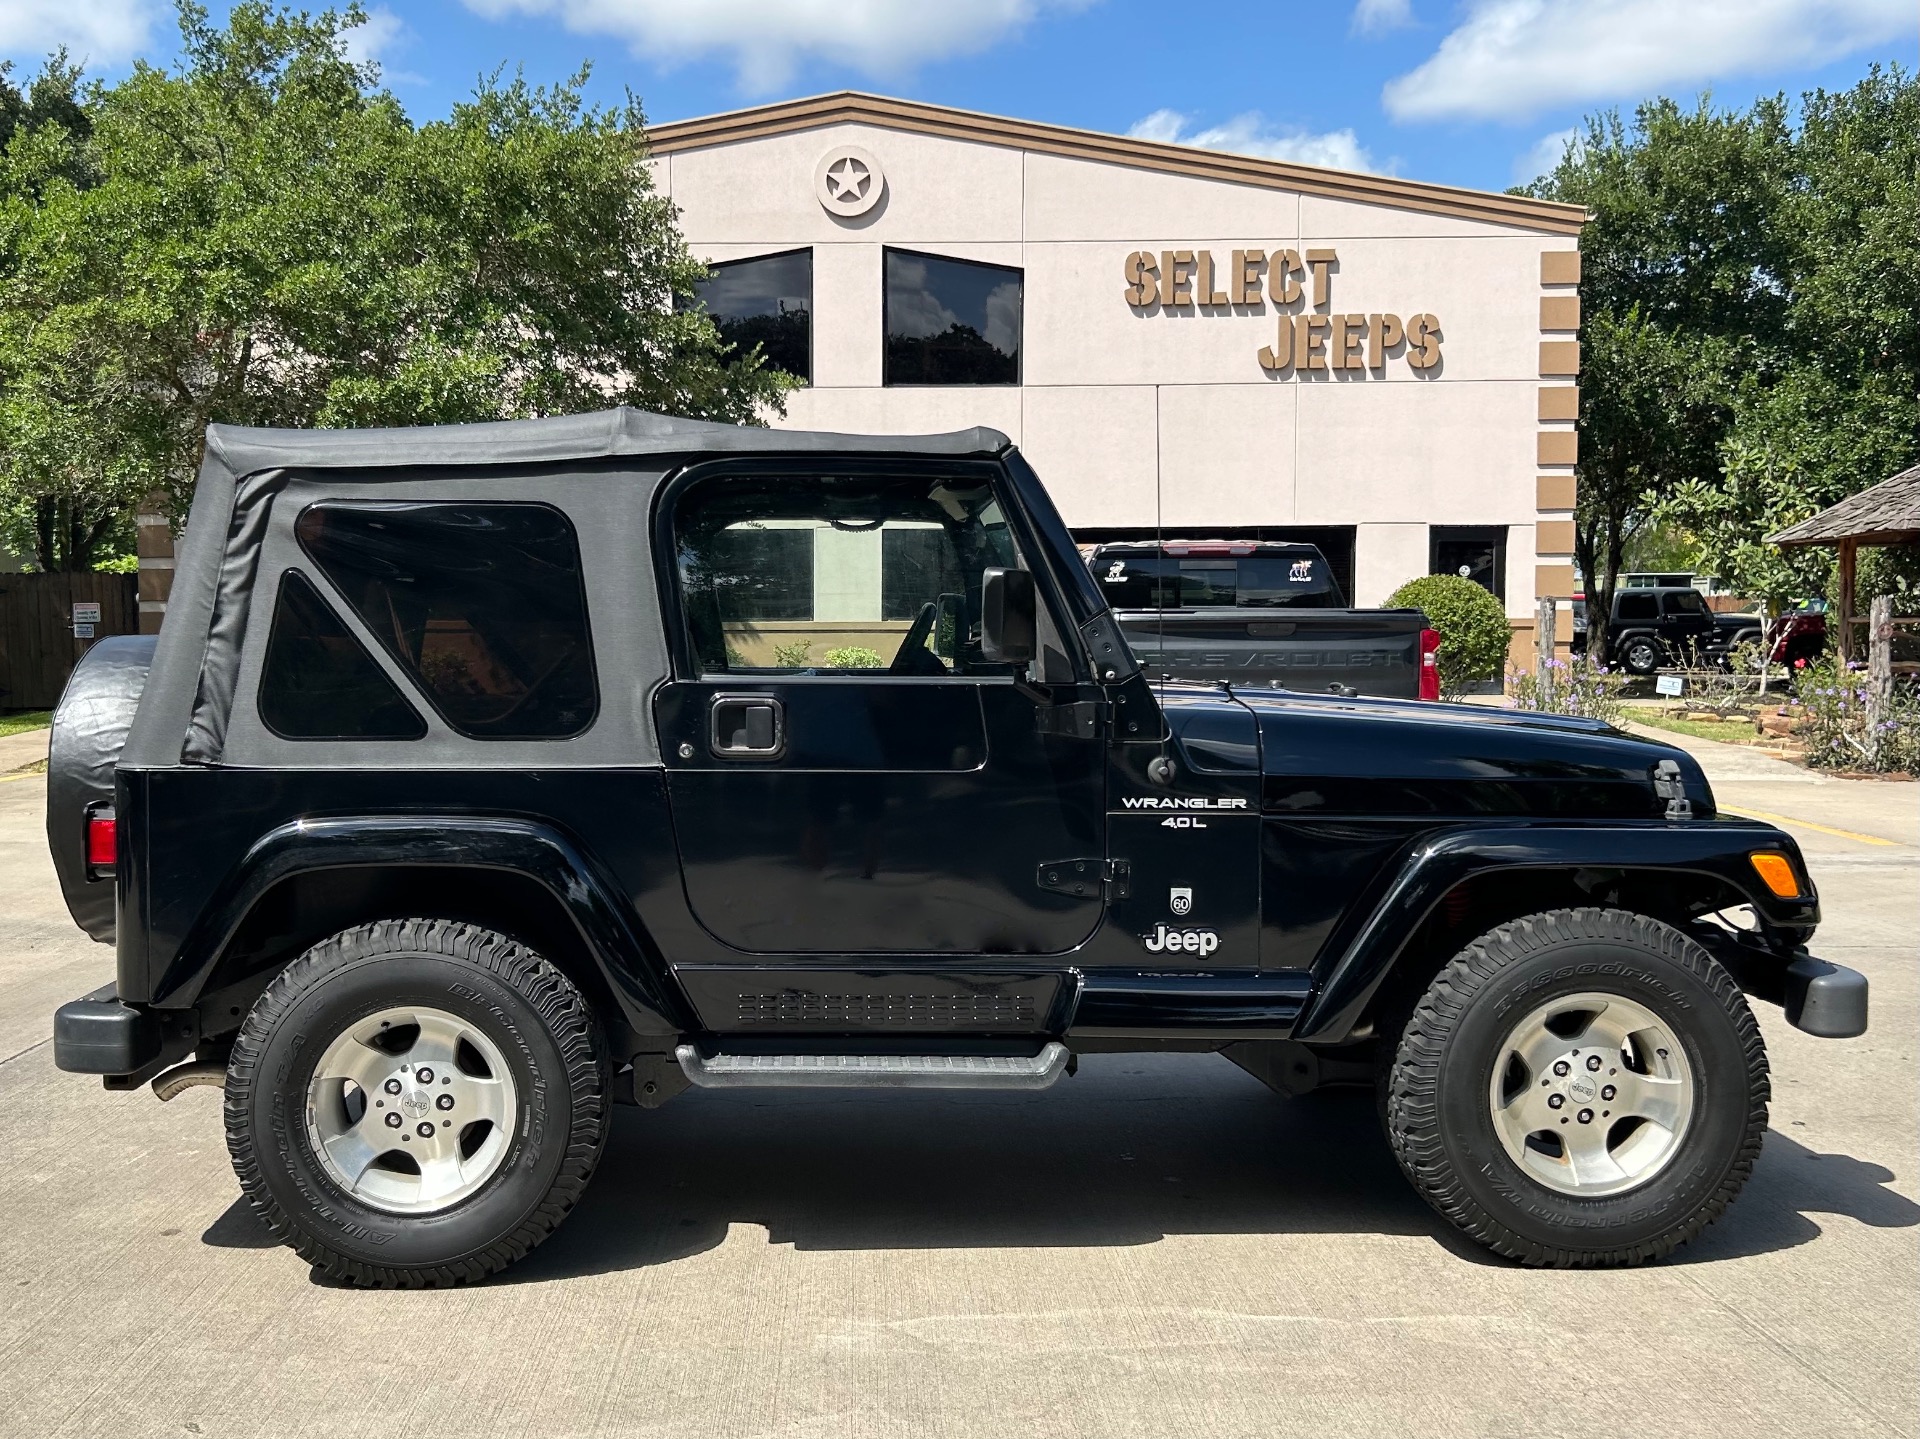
[1291,819,1818,1043]
[158,814,690,1035]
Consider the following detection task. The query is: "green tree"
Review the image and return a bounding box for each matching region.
[0,2,794,571]
[1518,95,1791,661]
[1387,574,1510,696]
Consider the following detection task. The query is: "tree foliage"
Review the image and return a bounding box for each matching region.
[1387,573,1510,695]
[1518,67,1919,648]
[0,3,794,570]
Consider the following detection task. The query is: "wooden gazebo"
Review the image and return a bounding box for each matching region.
[1769,462,1920,665]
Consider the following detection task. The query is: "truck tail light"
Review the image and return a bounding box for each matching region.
[86,812,117,878]
[1418,628,1442,702]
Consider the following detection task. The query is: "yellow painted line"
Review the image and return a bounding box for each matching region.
[0,769,45,784]
[1720,804,1899,847]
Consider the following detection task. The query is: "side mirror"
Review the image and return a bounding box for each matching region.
[980,567,1036,665]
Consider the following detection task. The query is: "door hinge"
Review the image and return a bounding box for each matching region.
[1036,857,1130,899]
[1035,699,1107,738]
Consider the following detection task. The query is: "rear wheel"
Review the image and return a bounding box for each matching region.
[225,919,608,1287]
[1385,907,1768,1266]
[1621,636,1662,675]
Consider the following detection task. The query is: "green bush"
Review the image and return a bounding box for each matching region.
[1386,574,1511,696]
[824,646,884,669]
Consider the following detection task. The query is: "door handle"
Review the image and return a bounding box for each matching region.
[709,694,785,759]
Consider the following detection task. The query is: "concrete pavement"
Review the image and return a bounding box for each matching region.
[0,750,1914,1439]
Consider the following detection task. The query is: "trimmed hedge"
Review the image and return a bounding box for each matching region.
[1387,574,1510,696]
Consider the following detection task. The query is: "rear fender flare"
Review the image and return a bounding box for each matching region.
[159,815,689,1034]
[1291,821,1817,1043]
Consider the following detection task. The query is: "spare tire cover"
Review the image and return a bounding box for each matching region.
[47,635,157,943]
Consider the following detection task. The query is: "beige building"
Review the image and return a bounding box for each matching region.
[646,92,1585,669]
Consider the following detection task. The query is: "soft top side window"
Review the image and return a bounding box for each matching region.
[296,501,598,739]
[673,473,1027,678]
[257,569,427,740]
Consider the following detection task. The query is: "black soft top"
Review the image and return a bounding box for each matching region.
[123,407,1012,770]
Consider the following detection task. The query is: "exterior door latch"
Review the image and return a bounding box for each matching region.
[1036,858,1130,899]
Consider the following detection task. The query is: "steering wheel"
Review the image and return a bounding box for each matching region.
[888,601,949,676]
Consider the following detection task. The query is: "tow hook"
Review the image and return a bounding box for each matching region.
[151,1060,227,1102]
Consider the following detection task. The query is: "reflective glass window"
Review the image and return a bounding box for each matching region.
[884,249,1021,386]
[692,249,812,383]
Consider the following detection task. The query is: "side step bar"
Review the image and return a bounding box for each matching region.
[674,1042,1071,1091]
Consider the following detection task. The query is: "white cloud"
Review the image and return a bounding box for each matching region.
[461,0,1094,92]
[340,6,404,67]
[1129,108,1388,174]
[0,0,150,64]
[1513,124,1579,182]
[1351,0,1413,36]
[1384,0,1913,122]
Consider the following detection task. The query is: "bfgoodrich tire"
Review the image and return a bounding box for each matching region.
[1385,907,1768,1267]
[224,919,608,1287]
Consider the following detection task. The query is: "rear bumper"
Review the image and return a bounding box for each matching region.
[54,985,196,1082]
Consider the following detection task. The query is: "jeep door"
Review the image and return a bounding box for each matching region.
[652,462,1106,957]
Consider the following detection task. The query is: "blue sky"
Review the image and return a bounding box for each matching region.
[3,1,1914,194]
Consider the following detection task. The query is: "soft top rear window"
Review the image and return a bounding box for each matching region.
[295,501,598,740]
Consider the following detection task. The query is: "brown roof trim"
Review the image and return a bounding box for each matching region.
[644,92,1587,236]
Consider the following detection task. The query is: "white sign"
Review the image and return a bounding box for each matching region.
[1655,674,1684,697]
[72,623,95,639]
[72,602,101,624]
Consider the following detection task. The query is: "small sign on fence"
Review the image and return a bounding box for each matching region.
[72,623,95,639]
[71,602,101,625]
[1655,674,1685,697]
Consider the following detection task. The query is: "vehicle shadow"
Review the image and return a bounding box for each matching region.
[197,1053,1919,1279]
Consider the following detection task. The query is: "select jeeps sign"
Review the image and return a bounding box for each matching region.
[1121,247,1441,374]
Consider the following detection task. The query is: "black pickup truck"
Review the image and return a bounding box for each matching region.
[1087,540,1439,699]
[49,407,1865,1287]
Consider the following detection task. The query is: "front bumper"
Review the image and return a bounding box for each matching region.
[54,985,197,1085]
[1696,928,1869,1039]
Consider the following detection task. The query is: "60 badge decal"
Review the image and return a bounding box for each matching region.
[1141,923,1220,956]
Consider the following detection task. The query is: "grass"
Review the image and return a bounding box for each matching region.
[1630,710,1786,746]
[0,710,52,739]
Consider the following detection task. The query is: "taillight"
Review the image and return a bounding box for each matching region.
[1418,628,1442,702]
[86,812,117,877]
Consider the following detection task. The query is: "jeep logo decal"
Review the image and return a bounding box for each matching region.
[1142,923,1219,955]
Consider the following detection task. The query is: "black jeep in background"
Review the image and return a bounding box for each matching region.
[49,408,1865,1286]
[1573,586,1718,674]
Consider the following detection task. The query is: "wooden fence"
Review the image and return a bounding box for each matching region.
[0,572,139,710]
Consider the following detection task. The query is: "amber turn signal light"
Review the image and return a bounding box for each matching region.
[1749,851,1800,899]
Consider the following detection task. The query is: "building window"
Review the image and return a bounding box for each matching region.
[1431,526,1508,600]
[884,248,1021,386]
[692,249,812,384]
[296,501,599,739]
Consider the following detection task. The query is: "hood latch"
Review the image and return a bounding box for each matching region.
[1652,759,1693,820]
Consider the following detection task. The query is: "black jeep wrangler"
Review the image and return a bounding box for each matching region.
[48,408,1867,1286]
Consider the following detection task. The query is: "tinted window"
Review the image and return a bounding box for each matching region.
[693,250,811,383]
[296,502,597,739]
[257,570,427,740]
[1662,589,1709,616]
[1431,527,1508,599]
[1617,592,1660,621]
[1091,550,1341,609]
[885,249,1021,386]
[676,474,1022,677]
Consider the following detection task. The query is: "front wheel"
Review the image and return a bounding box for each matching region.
[224,919,608,1287]
[1385,907,1768,1266]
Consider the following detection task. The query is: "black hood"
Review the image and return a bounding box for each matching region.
[1201,687,1713,820]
